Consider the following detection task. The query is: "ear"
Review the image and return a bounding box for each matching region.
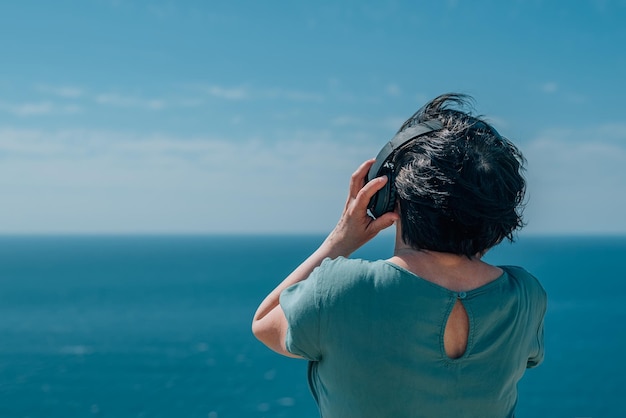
[394,199,401,214]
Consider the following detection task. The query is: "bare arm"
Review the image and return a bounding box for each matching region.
[251,159,399,357]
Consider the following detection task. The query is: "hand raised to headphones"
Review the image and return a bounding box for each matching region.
[321,159,400,258]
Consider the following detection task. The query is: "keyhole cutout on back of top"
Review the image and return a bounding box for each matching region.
[443,299,469,359]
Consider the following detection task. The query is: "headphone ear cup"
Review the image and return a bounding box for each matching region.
[369,170,396,218]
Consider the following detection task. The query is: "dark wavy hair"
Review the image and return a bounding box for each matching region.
[393,93,526,257]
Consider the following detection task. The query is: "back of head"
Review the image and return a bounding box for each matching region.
[394,93,526,257]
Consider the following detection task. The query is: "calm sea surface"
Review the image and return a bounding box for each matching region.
[0,235,624,418]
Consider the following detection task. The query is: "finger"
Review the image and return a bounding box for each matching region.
[368,210,400,233]
[349,159,376,198]
[354,175,389,209]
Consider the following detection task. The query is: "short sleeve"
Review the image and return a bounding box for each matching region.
[527,318,545,368]
[280,270,322,361]
[527,286,547,368]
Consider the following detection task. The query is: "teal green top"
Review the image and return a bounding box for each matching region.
[280,257,546,418]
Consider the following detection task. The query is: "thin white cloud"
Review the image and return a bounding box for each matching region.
[263,87,324,102]
[92,90,205,110]
[331,115,364,127]
[95,93,166,110]
[536,82,587,105]
[177,98,206,107]
[540,82,558,93]
[205,85,249,100]
[29,84,208,111]
[200,84,324,102]
[0,101,53,116]
[35,84,84,98]
[330,115,407,132]
[385,83,401,97]
[3,88,209,116]
[0,101,82,116]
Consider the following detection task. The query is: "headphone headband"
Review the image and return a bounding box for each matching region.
[367,119,443,182]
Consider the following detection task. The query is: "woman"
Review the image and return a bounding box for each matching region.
[252,94,546,418]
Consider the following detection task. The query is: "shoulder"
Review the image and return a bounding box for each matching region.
[313,256,392,282]
[500,265,547,306]
[280,258,378,304]
[310,257,398,295]
[319,255,373,268]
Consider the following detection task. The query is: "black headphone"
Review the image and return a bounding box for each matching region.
[367,120,443,218]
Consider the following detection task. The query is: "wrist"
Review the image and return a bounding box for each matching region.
[320,231,357,259]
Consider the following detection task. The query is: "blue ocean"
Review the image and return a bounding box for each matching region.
[0,235,624,418]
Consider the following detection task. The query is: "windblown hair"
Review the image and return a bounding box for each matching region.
[394,93,526,257]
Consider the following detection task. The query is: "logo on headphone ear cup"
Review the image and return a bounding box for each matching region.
[368,168,397,218]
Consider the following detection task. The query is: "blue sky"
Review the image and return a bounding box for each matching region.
[0,0,625,235]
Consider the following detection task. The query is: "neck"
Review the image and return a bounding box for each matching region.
[389,241,500,292]
[394,246,478,265]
